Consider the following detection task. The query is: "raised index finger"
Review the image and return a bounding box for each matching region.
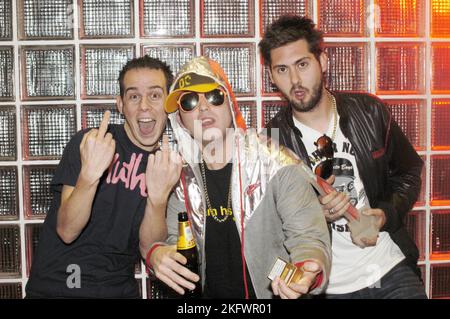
[98,110,111,138]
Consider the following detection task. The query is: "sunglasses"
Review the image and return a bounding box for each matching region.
[177,88,226,112]
[314,134,334,179]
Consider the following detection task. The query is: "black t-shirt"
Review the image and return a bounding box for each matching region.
[202,162,256,299]
[26,124,153,298]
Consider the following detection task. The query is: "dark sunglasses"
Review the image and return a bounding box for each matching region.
[314,134,334,179]
[177,88,226,112]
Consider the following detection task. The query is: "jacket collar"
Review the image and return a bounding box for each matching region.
[278,102,303,138]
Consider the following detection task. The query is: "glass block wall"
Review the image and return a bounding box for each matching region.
[0,0,449,299]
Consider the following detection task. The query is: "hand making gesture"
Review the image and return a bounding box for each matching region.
[79,111,116,185]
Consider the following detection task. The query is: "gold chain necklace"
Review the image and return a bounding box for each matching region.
[329,93,338,141]
[200,161,232,223]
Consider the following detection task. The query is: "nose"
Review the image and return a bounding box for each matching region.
[289,68,301,86]
[197,94,210,112]
[140,97,152,111]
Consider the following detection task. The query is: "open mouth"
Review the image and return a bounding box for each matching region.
[200,117,215,127]
[138,118,156,136]
[292,89,306,100]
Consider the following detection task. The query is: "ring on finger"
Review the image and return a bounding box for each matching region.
[329,208,335,215]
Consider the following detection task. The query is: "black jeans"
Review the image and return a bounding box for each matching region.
[318,260,427,299]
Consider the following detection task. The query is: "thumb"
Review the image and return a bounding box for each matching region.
[173,151,183,165]
[362,209,378,216]
[303,261,320,273]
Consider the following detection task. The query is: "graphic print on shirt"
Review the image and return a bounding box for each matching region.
[106,152,147,197]
[333,157,358,208]
[312,141,368,233]
[292,115,405,294]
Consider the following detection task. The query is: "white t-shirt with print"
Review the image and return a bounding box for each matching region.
[293,114,405,294]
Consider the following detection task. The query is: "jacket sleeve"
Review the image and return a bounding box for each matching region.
[376,101,424,234]
[273,165,332,294]
[166,191,184,245]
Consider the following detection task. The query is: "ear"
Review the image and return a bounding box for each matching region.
[116,96,124,114]
[319,52,328,74]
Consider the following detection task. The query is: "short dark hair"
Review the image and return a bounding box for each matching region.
[259,15,324,66]
[118,55,174,97]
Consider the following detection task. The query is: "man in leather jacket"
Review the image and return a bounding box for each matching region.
[259,15,427,299]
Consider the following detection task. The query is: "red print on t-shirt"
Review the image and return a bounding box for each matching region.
[106,153,147,197]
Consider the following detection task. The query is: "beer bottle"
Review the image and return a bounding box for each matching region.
[177,212,202,298]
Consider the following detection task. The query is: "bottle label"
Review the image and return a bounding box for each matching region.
[178,221,196,250]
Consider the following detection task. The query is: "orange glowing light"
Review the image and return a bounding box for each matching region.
[432,0,450,37]
[432,44,450,93]
[375,0,422,37]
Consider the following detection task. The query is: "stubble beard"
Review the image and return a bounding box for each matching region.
[288,76,324,113]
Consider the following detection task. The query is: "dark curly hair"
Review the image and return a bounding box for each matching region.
[259,15,324,66]
[118,55,173,97]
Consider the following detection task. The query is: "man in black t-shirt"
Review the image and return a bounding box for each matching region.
[26,56,182,298]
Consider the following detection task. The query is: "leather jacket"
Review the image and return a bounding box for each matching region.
[264,91,424,273]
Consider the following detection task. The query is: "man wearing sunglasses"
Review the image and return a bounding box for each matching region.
[259,15,426,299]
[146,56,332,299]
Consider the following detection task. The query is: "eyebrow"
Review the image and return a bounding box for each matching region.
[125,85,164,94]
[272,57,311,69]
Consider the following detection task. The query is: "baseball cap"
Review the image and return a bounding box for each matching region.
[165,56,226,113]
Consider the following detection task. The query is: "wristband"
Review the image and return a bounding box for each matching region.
[145,243,163,274]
